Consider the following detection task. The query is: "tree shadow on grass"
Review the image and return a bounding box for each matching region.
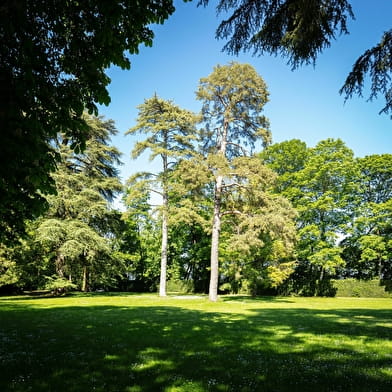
[0,291,146,301]
[0,301,391,392]
[221,295,295,303]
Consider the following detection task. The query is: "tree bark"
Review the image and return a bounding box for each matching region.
[159,150,169,297]
[159,194,168,296]
[208,119,228,302]
[55,253,65,278]
[82,265,88,292]
[209,174,223,302]
[379,258,383,280]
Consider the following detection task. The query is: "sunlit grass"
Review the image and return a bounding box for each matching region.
[0,294,391,391]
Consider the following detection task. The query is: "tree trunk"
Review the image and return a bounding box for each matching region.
[209,174,223,302]
[159,194,168,297]
[159,150,169,297]
[82,265,88,292]
[317,266,325,296]
[379,258,383,280]
[319,266,324,282]
[208,120,228,302]
[55,253,65,277]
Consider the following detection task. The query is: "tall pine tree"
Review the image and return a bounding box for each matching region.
[190,62,295,301]
[125,95,198,296]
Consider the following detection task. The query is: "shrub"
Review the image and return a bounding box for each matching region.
[332,279,392,298]
[44,276,77,296]
[165,279,194,294]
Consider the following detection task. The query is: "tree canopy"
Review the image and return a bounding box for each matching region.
[185,62,295,301]
[0,0,175,242]
[200,0,392,116]
[125,95,198,296]
[2,114,125,293]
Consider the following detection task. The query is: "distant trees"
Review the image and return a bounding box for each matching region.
[38,115,123,291]
[262,140,392,295]
[124,133,392,297]
[1,58,390,298]
[342,154,392,281]
[125,63,297,300]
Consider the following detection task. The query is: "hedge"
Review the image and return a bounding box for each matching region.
[332,279,392,298]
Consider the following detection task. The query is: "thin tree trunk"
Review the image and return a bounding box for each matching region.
[208,120,228,302]
[379,258,383,280]
[316,266,325,296]
[209,174,223,302]
[159,151,169,297]
[56,253,65,278]
[159,193,168,296]
[319,266,324,282]
[82,265,88,292]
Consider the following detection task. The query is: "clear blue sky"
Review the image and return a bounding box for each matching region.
[98,0,392,184]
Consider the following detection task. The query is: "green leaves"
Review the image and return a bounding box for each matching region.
[209,0,354,67]
[125,95,199,295]
[204,1,392,114]
[340,30,392,116]
[24,114,125,290]
[262,138,392,290]
[197,62,271,156]
[1,0,176,241]
[125,96,198,207]
[127,95,198,158]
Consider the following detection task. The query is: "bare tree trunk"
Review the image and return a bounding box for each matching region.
[208,120,228,302]
[209,174,223,302]
[82,265,88,292]
[55,253,65,277]
[379,258,383,280]
[159,193,168,297]
[319,266,324,282]
[159,151,169,297]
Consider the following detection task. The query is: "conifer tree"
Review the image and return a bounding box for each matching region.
[125,95,198,296]
[191,62,295,301]
[35,114,123,291]
[201,0,392,116]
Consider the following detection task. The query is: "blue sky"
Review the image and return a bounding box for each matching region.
[98,0,392,183]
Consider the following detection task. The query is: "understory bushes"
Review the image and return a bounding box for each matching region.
[331,279,392,298]
[219,278,392,298]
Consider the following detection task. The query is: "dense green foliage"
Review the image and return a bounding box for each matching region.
[261,140,392,296]
[0,115,125,293]
[1,295,391,391]
[0,0,175,242]
[125,95,198,296]
[172,63,297,301]
[332,279,392,298]
[0,61,390,299]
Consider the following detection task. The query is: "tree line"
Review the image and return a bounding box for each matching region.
[2,0,391,250]
[1,63,391,299]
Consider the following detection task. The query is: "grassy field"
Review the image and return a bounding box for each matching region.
[0,294,391,392]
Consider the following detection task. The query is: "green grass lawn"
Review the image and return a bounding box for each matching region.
[0,294,391,392]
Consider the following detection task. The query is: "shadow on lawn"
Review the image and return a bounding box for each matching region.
[0,291,145,301]
[221,295,295,303]
[0,301,391,392]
